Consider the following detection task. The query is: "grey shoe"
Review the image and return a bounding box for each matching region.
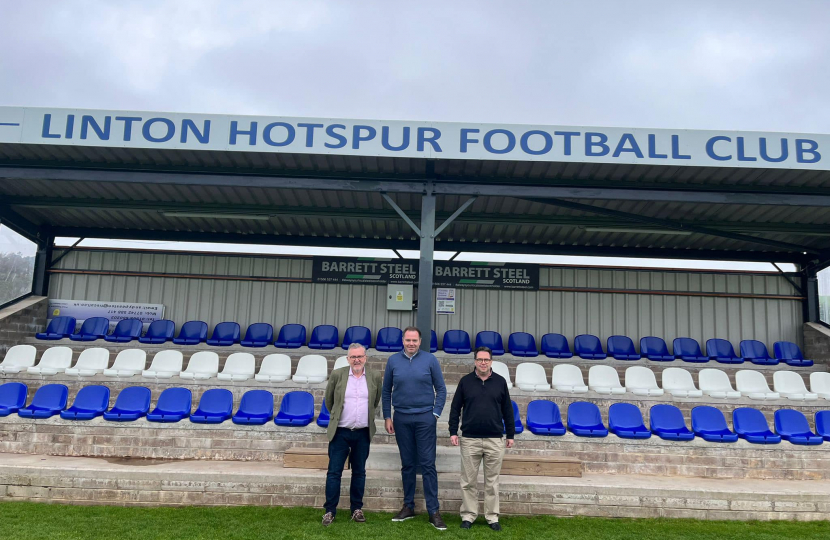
[392,506,416,522]
[351,509,366,522]
[321,512,335,526]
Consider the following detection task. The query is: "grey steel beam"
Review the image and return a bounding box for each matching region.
[417,186,436,352]
[381,194,421,236]
[433,197,477,238]
[32,230,54,296]
[0,204,41,241]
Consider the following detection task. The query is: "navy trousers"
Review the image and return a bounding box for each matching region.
[393,411,439,514]
[324,427,371,515]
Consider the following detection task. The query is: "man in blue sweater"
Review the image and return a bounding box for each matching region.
[382,326,448,530]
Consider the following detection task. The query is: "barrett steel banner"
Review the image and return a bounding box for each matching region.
[311,258,539,290]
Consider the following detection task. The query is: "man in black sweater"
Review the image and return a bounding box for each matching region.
[449,346,514,531]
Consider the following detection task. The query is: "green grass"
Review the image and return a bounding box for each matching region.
[0,502,827,539]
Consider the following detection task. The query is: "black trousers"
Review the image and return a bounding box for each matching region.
[324,427,371,515]
[393,411,439,514]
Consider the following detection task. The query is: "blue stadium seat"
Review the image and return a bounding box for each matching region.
[607,335,640,360]
[733,407,781,444]
[316,398,331,428]
[232,390,274,425]
[567,401,608,437]
[673,338,709,363]
[274,391,315,426]
[60,385,110,420]
[476,331,505,356]
[574,334,606,359]
[740,340,778,366]
[172,321,208,345]
[103,387,151,421]
[774,409,823,445]
[18,384,68,418]
[525,400,566,435]
[206,322,241,346]
[608,403,651,439]
[36,316,76,340]
[639,337,674,361]
[540,333,573,359]
[275,324,307,348]
[104,319,143,343]
[816,411,830,442]
[341,326,372,350]
[147,388,192,423]
[510,401,523,434]
[376,327,403,352]
[0,382,28,417]
[705,339,744,364]
[649,404,694,441]
[308,325,338,350]
[240,323,274,348]
[443,330,472,354]
[138,320,175,344]
[691,406,738,442]
[508,332,538,357]
[773,341,814,367]
[69,317,110,342]
[430,330,438,353]
[190,389,234,424]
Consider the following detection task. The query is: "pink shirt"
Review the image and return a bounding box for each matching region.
[338,368,369,429]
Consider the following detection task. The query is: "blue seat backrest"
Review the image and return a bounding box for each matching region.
[237,390,274,416]
[0,382,28,408]
[72,385,110,410]
[178,321,208,341]
[46,317,76,336]
[443,330,471,352]
[376,327,403,350]
[691,406,729,432]
[310,325,338,346]
[31,384,68,409]
[649,404,686,430]
[244,323,274,342]
[342,326,372,348]
[568,401,603,427]
[609,403,644,429]
[112,319,143,338]
[740,340,770,359]
[541,333,571,354]
[775,409,810,434]
[640,337,669,356]
[773,341,802,360]
[211,322,241,341]
[197,389,234,414]
[276,324,307,346]
[430,330,438,353]
[816,411,830,435]
[156,388,192,413]
[280,391,315,417]
[476,331,504,351]
[508,332,536,352]
[145,320,175,339]
[76,317,109,337]
[733,407,770,433]
[512,400,521,425]
[527,400,562,424]
[574,334,602,355]
[673,338,703,357]
[706,338,736,358]
[113,387,151,412]
[607,335,636,355]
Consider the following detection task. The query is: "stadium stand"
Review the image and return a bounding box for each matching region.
[735,370,780,400]
[254,354,292,383]
[515,362,550,391]
[773,341,814,367]
[274,391,314,426]
[740,340,779,366]
[0,345,36,374]
[508,332,538,357]
[510,401,523,434]
[375,327,403,352]
[146,387,192,423]
[137,320,175,344]
[733,408,782,444]
[18,384,68,418]
[69,317,109,342]
[64,347,109,377]
[206,322,241,346]
[640,336,675,361]
[27,346,72,376]
[35,316,76,340]
[649,404,694,441]
[307,325,338,350]
[816,411,830,441]
[773,371,818,400]
[624,366,664,396]
[179,351,219,380]
[316,398,330,428]
[274,324,307,349]
[0,382,28,416]
[141,350,184,380]
[574,334,606,359]
[292,355,327,383]
[232,390,274,425]
[606,335,640,360]
[691,406,738,442]
[551,364,588,393]
[104,319,143,343]
[60,385,110,420]
[525,400,566,435]
[587,365,626,395]
[567,401,608,437]
[172,321,208,345]
[705,338,745,364]
[608,402,651,439]
[341,326,372,350]
[672,337,710,363]
[810,372,830,399]
[661,367,703,398]
[190,388,233,424]
[540,333,573,359]
[699,368,742,399]
[103,349,146,377]
[442,330,472,354]
[239,323,274,348]
[491,361,513,388]
[103,387,151,421]
[476,331,505,356]
[217,352,256,382]
[774,409,823,445]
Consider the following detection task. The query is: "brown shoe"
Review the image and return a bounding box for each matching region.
[351,509,366,522]
[321,512,335,526]
[429,512,447,531]
[392,506,416,521]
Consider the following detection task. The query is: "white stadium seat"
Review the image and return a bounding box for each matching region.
[0,344,37,374]
[491,361,513,389]
[103,349,146,377]
[65,348,110,377]
[810,372,830,400]
[698,368,741,399]
[180,351,219,380]
[588,365,626,395]
[551,364,588,393]
[142,350,184,379]
[773,371,818,401]
[293,354,328,383]
[735,370,780,400]
[514,362,550,391]
[27,346,73,376]
[255,354,292,383]
[661,367,703,398]
[333,356,349,370]
[217,352,256,382]
[624,366,664,396]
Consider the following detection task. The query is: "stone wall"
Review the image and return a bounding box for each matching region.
[803,322,830,367]
[0,296,47,357]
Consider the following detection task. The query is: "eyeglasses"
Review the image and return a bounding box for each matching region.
[475,358,492,363]
[348,355,366,360]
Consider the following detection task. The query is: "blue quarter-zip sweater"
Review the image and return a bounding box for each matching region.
[382,349,447,418]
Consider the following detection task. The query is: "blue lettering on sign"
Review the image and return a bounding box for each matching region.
[352,125,376,149]
[796,139,821,163]
[298,123,323,147]
[65,114,75,139]
[612,133,643,158]
[585,132,609,156]
[647,134,667,159]
[460,128,479,153]
[80,115,111,141]
[263,122,295,147]
[417,127,442,152]
[736,137,757,162]
[382,126,410,151]
[41,114,60,139]
[520,130,552,155]
[115,116,142,141]
[554,131,580,156]
[324,124,347,148]
[181,119,210,144]
[759,137,788,163]
[229,121,257,146]
[142,118,175,143]
[706,136,731,161]
[671,135,691,159]
[483,129,515,154]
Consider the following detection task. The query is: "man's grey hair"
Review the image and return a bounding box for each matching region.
[348,342,367,354]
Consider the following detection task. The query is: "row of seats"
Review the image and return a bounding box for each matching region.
[527,400,830,445]
[514,363,830,401]
[0,345,347,384]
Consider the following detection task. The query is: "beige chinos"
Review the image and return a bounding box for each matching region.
[459,435,506,524]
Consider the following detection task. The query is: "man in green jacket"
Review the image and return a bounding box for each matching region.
[322,343,382,526]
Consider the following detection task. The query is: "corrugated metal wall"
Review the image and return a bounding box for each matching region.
[49,249,803,348]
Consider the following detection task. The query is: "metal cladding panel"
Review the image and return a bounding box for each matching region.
[49,250,802,349]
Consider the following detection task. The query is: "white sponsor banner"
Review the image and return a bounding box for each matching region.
[436,288,456,315]
[0,106,827,170]
[47,299,165,331]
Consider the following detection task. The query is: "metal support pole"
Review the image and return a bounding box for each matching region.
[804,269,820,323]
[417,184,436,351]
[32,233,54,297]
